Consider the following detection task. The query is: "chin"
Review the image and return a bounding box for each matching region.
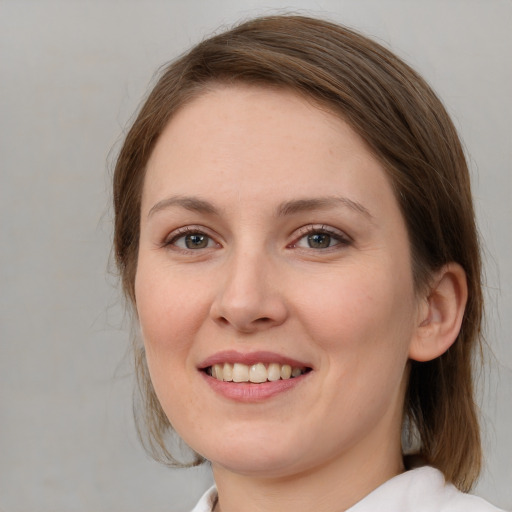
[210,449,306,478]
[188,425,319,478]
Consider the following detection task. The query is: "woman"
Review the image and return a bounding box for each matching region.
[113,15,504,511]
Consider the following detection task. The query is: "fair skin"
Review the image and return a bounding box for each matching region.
[135,85,467,512]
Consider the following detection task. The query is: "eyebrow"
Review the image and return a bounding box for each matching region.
[148,196,219,218]
[276,196,373,219]
[147,195,372,219]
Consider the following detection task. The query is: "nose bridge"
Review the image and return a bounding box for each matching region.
[211,239,287,332]
[226,244,264,298]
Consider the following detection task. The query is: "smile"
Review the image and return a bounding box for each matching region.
[205,362,309,383]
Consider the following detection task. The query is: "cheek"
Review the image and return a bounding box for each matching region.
[134,264,208,424]
[299,266,417,423]
[295,264,417,358]
[134,262,204,381]
[136,259,204,338]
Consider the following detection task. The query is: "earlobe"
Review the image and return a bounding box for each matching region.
[409,263,468,362]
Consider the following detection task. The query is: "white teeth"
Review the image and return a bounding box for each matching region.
[291,367,302,378]
[222,363,233,382]
[207,362,307,383]
[249,363,267,383]
[280,364,292,379]
[232,363,249,382]
[213,364,223,380]
[267,363,281,382]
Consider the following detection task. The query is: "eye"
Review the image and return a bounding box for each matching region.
[179,233,213,249]
[303,232,336,249]
[165,228,218,251]
[291,226,351,250]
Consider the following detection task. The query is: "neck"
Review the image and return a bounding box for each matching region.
[211,437,404,512]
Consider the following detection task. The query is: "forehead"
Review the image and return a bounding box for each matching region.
[142,85,396,217]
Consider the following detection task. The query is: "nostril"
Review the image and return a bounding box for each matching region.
[216,315,272,326]
[256,317,272,323]
[210,295,288,331]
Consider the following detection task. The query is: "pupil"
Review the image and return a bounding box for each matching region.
[185,234,208,249]
[308,233,330,248]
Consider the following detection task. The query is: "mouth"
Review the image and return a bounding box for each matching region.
[198,351,312,402]
[203,362,311,383]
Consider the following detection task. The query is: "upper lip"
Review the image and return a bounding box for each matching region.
[198,350,312,370]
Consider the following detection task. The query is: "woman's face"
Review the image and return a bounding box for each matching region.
[135,85,423,479]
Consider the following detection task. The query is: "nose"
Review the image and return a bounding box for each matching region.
[210,249,288,334]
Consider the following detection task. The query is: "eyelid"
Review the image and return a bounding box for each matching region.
[159,223,351,251]
[288,224,352,249]
[162,225,221,251]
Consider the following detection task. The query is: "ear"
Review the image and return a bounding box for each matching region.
[409,263,468,362]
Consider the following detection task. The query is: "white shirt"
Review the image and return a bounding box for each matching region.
[190,466,506,511]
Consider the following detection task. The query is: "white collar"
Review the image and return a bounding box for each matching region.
[191,484,217,512]
[191,466,503,512]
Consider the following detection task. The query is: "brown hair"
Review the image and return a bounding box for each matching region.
[113,15,483,491]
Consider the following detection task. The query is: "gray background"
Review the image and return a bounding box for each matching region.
[1,1,510,511]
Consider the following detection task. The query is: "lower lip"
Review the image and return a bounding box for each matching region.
[201,372,309,402]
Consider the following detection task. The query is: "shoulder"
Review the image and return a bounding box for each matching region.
[348,466,505,512]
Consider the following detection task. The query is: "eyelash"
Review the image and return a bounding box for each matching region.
[163,226,218,252]
[162,225,352,253]
[288,225,352,250]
